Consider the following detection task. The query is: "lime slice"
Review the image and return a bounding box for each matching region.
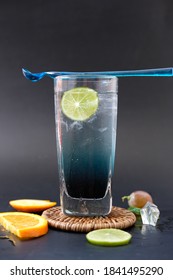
[61,87,99,121]
[86,229,132,246]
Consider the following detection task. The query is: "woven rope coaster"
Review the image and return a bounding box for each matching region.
[42,206,136,232]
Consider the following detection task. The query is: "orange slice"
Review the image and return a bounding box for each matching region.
[0,212,48,239]
[9,199,57,212]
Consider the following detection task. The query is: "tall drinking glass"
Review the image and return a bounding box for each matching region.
[54,75,118,216]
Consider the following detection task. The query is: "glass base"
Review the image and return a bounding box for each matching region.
[61,187,112,217]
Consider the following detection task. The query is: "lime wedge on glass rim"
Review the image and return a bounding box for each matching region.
[61,87,99,121]
[86,229,132,246]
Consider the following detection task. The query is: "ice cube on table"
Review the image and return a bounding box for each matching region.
[140,201,160,226]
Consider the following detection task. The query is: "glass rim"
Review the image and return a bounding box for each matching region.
[54,74,118,80]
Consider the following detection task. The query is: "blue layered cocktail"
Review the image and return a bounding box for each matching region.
[54,76,118,216]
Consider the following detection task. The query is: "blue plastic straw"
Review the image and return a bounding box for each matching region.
[22,67,173,82]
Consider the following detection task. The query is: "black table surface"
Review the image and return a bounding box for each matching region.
[0,206,173,260]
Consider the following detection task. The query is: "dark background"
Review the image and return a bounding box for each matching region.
[1,0,173,216]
